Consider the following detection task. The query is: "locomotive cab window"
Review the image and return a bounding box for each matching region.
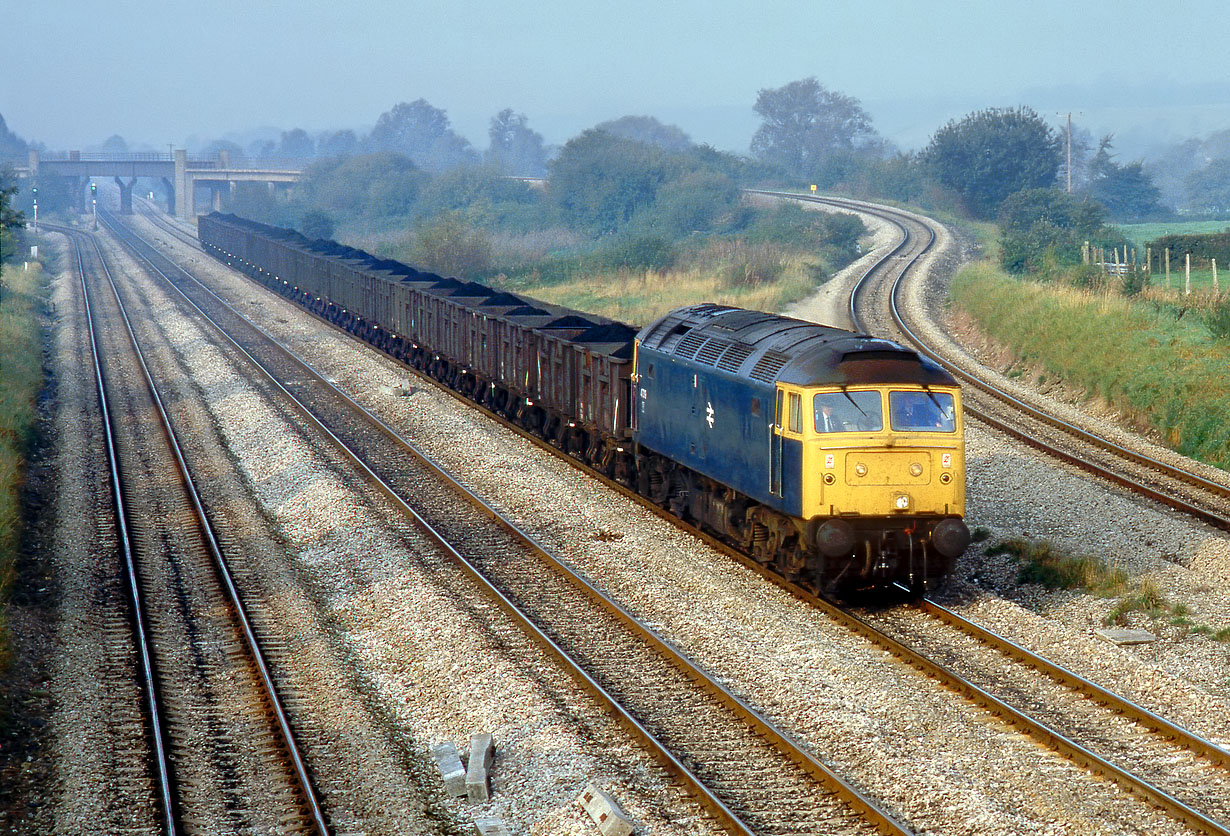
[788,392,802,433]
[889,391,956,432]
[814,391,882,433]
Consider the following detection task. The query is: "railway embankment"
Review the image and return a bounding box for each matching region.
[949,260,1230,471]
[0,249,51,829]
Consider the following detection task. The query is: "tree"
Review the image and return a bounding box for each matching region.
[922,106,1062,218]
[548,130,680,233]
[1,166,27,298]
[633,168,739,237]
[486,109,548,176]
[299,208,335,240]
[750,78,879,178]
[410,212,491,278]
[1086,136,1164,220]
[1185,158,1230,214]
[413,164,537,224]
[318,129,358,158]
[202,139,245,162]
[366,99,478,171]
[997,188,1106,273]
[278,128,315,159]
[0,115,26,159]
[99,134,128,153]
[296,152,426,220]
[593,116,691,152]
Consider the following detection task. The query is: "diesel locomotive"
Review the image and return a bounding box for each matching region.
[198,212,970,594]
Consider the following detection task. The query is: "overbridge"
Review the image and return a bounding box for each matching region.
[11,150,302,218]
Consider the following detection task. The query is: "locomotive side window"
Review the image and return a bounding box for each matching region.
[788,393,802,433]
[889,391,955,432]
[814,391,882,432]
[750,397,760,417]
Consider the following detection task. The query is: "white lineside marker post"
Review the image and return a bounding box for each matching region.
[1185,253,1191,295]
[1166,247,1171,290]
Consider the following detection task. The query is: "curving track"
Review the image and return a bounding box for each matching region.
[124,197,1230,834]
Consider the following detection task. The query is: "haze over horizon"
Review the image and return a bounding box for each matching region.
[7,0,1230,159]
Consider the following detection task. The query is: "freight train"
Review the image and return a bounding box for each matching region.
[198,212,970,594]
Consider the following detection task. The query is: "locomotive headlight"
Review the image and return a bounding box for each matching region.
[854,463,868,477]
[909,462,923,477]
[895,494,911,510]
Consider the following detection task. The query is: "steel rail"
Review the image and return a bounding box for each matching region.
[108,209,914,836]
[52,223,180,836]
[771,194,1230,835]
[756,190,1230,531]
[62,220,331,836]
[127,198,1230,833]
[915,596,1230,768]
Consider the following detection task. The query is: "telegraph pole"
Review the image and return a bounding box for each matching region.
[1066,113,1072,194]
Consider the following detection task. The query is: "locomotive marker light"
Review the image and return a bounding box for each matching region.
[895,494,911,510]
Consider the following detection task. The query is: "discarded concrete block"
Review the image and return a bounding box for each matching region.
[1095,628,1158,645]
[431,741,467,797]
[379,383,414,397]
[577,782,635,836]
[472,817,512,836]
[466,733,494,802]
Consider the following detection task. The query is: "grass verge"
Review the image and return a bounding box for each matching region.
[950,261,1230,469]
[0,259,46,676]
[987,537,1229,641]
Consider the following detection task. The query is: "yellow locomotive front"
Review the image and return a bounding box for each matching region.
[776,381,969,589]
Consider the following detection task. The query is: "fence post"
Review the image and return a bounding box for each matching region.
[1165,247,1171,290]
[1185,252,1191,295]
[1146,246,1152,274]
[1215,258,1220,293]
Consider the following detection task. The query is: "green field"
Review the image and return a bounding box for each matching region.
[1116,220,1230,251]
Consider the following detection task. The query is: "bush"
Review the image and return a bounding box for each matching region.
[410,213,492,278]
[600,235,674,272]
[299,209,335,241]
[1205,295,1230,340]
[723,243,787,287]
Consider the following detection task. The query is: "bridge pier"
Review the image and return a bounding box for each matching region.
[114,177,137,214]
[70,177,86,213]
[174,149,190,218]
[161,177,175,214]
[208,181,231,212]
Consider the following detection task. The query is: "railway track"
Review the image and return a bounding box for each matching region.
[105,210,913,835]
[772,193,1230,835]
[752,191,1230,532]
[123,200,1230,833]
[52,221,330,835]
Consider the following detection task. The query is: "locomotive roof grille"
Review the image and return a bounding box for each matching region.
[749,351,790,383]
[694,338,727,366]
[675,331,707,359]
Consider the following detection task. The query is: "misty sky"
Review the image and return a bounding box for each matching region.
[7,0,1230,158]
